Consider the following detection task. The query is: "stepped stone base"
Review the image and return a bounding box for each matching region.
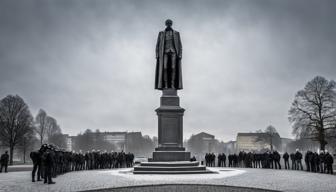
[133,161,214,174]
[133,89,210,174]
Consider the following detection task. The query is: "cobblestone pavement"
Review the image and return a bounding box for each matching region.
[0,168,334,192]
[7,165,33,172]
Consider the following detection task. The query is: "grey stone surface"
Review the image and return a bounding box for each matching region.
[5,165,33,172]
[0,168,335,192]
[84,184,279,192]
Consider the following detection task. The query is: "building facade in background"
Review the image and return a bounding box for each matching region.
[187,132,217,161]
[68,131,155,156]
[223,140,236,154]
[102,132,127,151]
[236,132,281,152]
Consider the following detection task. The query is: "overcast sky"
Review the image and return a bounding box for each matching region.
[1,0,335,141]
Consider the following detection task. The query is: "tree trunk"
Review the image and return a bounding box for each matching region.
[320,143,325,151]
[319,137,327,151]
[9,145,14,165]
[319,123,327,151]
[269,135,273,151]
[23,138,26,164]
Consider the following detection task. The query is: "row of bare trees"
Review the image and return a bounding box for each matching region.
[289,76,336,150]
[0,95,65,164]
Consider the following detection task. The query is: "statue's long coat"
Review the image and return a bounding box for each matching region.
[155,30,183,90]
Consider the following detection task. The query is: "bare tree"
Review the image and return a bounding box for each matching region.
[289,76,336,150]
[35,109,62,146]
[0,95,34,165]
[264,125,281,151]
[18,128,38,163]
[45,116,61,140]
[35,109,48,145]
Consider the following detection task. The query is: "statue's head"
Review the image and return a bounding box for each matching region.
[165,19,173,28]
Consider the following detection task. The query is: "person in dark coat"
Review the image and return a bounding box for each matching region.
[273,151,281,169]
[0,151,9,173]
[283,152,290,169]
[269,151,274,169]
[305,151,312,172]
[290,152,296,170]
[313,152,320,173]
[30,149,42,182]
[228,154,233,167]
[222,153,226,167]
[233,154,238,167]
[325,151,334,174]
[43,146,55,184]
[295,149,303,170]
[319,151,325,173]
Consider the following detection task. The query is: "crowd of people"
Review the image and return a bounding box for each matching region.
[30,144,135,184]
[205,149,334,174]
[1,145,334,185]
[304,150,334,174]
[204,153,216,167]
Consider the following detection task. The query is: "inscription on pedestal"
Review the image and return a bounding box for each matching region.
[161,117,179,144]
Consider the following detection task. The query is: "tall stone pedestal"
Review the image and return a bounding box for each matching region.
[153,89,190,161]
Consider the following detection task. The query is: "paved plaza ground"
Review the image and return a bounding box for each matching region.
[0,167,335,192]
[5,164,33,172]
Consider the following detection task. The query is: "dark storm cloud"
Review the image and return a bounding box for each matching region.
[0,0,335,141]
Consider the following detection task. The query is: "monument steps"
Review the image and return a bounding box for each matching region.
[133,161,215,174]
[133,170,214,174]
[141,161,200,167]
[134,166,206,171]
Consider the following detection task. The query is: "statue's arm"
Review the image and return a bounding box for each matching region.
[155,32,161,59]
[178,32,182,59]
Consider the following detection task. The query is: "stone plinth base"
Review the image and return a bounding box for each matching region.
[153,151,190,161]
[133,161,213,174]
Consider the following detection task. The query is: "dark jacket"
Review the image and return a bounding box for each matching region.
[0,153,9,165]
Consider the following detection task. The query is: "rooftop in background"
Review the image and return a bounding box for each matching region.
[193,132,215,139]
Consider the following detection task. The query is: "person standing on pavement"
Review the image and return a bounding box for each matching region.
[30,148,42,182]
[0,151,9,173]
[43,146,55,184]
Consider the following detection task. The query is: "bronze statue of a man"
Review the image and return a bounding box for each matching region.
[155,19,183,90]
